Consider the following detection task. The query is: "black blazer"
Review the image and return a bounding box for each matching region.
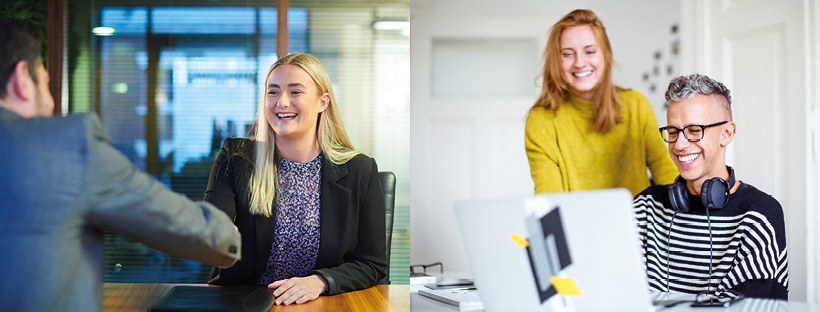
[205,138,387,294]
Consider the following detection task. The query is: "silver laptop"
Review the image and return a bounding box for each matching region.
[454,188,652,312]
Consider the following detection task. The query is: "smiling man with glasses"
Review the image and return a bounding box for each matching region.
[632,74,788,301]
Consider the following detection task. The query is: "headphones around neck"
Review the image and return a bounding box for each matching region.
[668,166,736,213]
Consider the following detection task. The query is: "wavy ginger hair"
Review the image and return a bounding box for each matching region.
[248,53,360,217]
[531,9,623,133]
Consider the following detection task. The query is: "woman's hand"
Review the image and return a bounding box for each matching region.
[268,274,328,305]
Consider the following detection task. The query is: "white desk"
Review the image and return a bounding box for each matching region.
[411,292,818,312]
[410,271,817,311]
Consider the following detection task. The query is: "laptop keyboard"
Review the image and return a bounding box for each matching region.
[418,288,483,308]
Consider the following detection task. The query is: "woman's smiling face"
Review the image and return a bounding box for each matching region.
[265,64,329,143]
[560,25,605,101]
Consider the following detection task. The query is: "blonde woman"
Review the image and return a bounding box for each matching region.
[526,9,677,195]
[205,53,386,305]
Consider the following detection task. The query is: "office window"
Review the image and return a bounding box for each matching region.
[67,0,409,284]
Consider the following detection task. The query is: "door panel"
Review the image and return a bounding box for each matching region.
[411,16,544,272]
[725,28,784,199]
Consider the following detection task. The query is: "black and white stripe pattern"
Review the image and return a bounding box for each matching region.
[633,188,788,297]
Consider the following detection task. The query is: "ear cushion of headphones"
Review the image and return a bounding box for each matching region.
[668,179,690,213]
[701,178,730,209]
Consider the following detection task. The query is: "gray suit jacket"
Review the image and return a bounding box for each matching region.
[0,108,241,312]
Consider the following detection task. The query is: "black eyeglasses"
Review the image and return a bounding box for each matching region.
[659,121,728,143]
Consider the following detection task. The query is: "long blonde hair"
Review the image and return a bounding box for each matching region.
[531,9,623,133]
[248,53,360,217]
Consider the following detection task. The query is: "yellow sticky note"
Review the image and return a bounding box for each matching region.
[551,277,583,296]
[510,234,529,247]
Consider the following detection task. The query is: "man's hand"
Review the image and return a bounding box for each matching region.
[217,225,240,269]
[268,274,328,305]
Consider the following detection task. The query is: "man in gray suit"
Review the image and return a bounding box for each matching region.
[0,16,241,311]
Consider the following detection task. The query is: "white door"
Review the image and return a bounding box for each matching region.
[409,11,547,273]
[681,0,814,301]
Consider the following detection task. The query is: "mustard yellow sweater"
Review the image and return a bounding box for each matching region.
[525,90,678,196]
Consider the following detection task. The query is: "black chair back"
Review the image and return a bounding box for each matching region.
[377,171,396,285]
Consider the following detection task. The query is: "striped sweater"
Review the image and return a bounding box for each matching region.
[632,182,789,300]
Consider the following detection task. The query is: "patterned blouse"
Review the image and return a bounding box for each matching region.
[257,154,322,285]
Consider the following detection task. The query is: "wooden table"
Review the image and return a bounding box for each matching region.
[103,283,409,312]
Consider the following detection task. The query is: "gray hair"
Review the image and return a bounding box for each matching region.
[665,74,732,119]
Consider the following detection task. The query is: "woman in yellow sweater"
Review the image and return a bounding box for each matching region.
[525,9,677,196]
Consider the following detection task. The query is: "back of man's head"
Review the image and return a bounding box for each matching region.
[0,15,43,99]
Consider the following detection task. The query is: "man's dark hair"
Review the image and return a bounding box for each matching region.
[0,15,43,99]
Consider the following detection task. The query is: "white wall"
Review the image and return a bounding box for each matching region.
[410,0,681,273]
[593,0,683,122]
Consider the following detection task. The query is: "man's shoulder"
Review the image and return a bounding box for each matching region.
[0,113,99,217]
[733,182,783,215]
[634,184,669,200]
[2,109,93,129]
[2,112,101,151]
[736,182,777,198]
[633,184,674,211]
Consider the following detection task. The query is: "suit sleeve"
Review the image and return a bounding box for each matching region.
[83,115,241,267]
[637,95,678,185]
[313,157,387,294]
[525,110,566,194]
